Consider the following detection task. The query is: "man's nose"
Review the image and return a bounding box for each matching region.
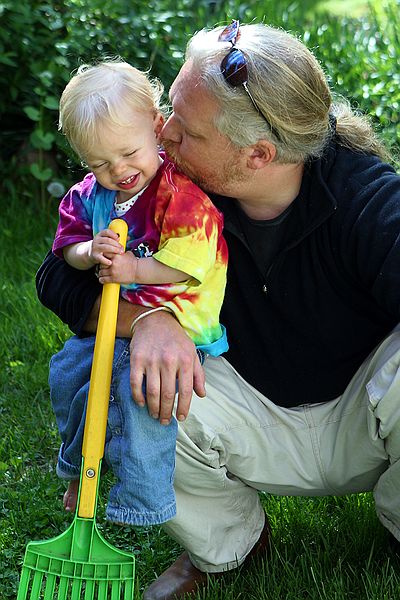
[161,115,182,144]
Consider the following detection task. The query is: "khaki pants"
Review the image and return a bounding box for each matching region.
[164,327,400,572]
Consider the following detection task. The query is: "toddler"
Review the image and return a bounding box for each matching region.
[49,60,228,526]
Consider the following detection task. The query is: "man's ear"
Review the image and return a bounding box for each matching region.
[154,112,165,141]
[246,140,276,169]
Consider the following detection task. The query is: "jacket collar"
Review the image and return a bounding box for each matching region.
[213,140,339,248]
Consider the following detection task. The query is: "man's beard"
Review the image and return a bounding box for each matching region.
[162,141,249,196]
[162,141,202,185]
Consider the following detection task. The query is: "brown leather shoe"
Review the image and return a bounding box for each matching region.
[142,519,271,600]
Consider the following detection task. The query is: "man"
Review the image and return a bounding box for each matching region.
[37,21,400,600]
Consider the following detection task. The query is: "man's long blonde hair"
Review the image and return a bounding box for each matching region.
[186,24,388,163]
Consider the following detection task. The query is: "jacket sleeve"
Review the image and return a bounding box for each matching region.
[35,250,102,335]
[334,158,400,318]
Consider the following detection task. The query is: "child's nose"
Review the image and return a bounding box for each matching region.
[111,160,126,177]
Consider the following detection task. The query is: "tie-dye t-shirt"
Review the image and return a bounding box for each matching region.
[53,157,228,355]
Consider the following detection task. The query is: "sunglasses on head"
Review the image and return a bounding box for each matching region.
[218,20,281,141]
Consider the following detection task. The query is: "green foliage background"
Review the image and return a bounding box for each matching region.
[1,1,400,598]
[1,0,400,210]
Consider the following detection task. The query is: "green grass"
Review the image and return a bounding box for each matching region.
[317,0,383,17]
[1,197,400,599]
[2,1,400,594]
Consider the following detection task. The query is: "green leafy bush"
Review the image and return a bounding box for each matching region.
[1,0,399,208]
[0,0,211,204]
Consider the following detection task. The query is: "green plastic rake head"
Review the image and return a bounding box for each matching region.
[17,219,135,600]
[16,516,135,599]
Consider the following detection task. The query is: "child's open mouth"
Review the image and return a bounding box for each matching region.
[118,173,140,190]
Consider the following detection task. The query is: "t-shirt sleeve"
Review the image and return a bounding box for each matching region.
[35,250,102,335]
[52,174,96,258]
[153,182,223,283]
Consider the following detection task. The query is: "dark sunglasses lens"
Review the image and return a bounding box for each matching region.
[220,49,248,87]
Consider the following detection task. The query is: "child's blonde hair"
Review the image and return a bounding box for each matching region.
[59,59,165,157]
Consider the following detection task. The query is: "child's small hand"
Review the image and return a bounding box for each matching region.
[90,229,125,266]
[98,251,137,284]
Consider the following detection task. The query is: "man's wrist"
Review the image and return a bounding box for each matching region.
[130,306,175,337]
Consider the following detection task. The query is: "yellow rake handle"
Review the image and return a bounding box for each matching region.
[78,219,128,518]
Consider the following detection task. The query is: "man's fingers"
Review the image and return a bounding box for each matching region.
[144,367,162,419]
[193,356,206,398]
[159,360,180,424]
[130,362,146,407]
[128,311,199,424]
[175,355,197,421]
[158,389,177,425]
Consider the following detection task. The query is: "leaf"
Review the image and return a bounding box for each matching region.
[30,129,55,150]
[30,163,53,182]
[43,95,59,110]
[0,54,17,67]
[23,106,40,121]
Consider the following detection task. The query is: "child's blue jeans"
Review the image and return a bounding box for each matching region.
[49,335,177,526]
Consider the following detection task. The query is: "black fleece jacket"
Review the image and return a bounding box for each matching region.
[36,141,400,407]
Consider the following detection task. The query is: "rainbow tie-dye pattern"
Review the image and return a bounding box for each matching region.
[53,157,228,355]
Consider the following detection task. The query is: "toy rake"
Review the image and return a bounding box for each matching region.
[17,219,135,600]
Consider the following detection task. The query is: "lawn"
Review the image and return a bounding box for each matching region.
[1,188,400,599]
[317,0,385,17]
[1,0,400,597]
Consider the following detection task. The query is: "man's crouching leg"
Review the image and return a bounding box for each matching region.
[143,357,271,600]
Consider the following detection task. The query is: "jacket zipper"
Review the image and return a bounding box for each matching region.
[262,205,337,294]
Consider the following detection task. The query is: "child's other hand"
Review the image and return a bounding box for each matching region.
[98,251,137,284]
[90,229,124,266]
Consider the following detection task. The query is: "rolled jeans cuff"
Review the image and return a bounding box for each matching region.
[56,443,81,480]
[106,501,176,526]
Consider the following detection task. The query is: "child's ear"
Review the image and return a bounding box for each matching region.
[154,112,164,141]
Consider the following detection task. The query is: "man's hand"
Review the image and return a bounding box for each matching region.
[83,296,205,422]
[130,310,206,424]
